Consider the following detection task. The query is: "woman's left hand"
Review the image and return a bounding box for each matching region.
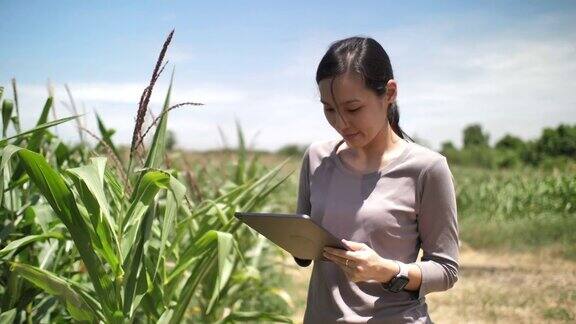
[323,239,398,283]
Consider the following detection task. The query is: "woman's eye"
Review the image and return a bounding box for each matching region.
[324,106,362,113]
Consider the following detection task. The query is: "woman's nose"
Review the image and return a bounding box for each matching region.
[334,108,349,128]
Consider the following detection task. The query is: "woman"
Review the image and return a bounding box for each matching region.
[293,36,459,323]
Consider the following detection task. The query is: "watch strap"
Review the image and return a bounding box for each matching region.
[382,261,409,292]
[395,260,409,277]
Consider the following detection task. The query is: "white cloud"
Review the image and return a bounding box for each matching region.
[18,81,246,106]
[394,34,576,148]
[7,12,576,152]
[11,80,251,150]
[275,13,576,150]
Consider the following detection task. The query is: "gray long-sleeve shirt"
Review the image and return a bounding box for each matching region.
[294,138,459,323]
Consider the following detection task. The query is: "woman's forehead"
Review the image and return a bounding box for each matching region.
[318,72,367,104]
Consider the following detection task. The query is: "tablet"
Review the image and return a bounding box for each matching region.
[234,212,349,262]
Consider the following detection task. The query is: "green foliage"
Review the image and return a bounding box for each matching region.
[441,140,456,151]
[166,129,177,151]
[536,124,576,157]
[454,167,575,218]
[463,123,490,148]
[452,165,576,259]
[0,75,296,323]
[442,123,576,170]
[276,144,306,157]
[495,134,525,151]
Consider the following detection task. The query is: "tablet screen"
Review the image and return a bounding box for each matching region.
[234,212,349,261]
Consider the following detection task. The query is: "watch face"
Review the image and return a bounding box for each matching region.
[388,276,409,293]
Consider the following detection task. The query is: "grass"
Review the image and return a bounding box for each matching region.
[451,164,576,260]
[460,212,576,260]
[426,245,576,323]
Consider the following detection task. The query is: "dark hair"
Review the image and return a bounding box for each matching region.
[316,36,413,142]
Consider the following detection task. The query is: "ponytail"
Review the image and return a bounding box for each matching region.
[387,100,413,141]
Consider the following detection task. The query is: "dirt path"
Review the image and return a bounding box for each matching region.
[282,243,576,323]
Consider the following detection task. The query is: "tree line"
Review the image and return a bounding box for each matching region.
[277,123,576,170]
[441,123,576,169]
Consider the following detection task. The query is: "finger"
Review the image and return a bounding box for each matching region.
[330,254,359,271]
[325,248,362,262]
[325,252,356,269]
[323,251,346,266]
[342,239,365,251]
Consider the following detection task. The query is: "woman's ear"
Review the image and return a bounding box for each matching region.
[385,79,397,103]
[378,83,395,111]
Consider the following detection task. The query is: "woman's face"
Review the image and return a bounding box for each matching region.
[318,71,397,147]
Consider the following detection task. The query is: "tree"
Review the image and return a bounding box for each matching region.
[536,124,576,158]
[441,141,456,152]
[463,124,490,148]
[166,129,177,150]
[440,140,460,165]
[277,144,306,156]
[495,134,525,151]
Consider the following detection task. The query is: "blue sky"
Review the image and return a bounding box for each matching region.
[1,0,575,151]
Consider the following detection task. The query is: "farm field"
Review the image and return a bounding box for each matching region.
[281,244,576,323]
[1,36,574,320]
[183,151,576,323]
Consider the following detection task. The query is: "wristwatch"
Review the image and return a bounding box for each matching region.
[381,260,409,293]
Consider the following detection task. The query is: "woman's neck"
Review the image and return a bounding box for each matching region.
[338,124,406,169]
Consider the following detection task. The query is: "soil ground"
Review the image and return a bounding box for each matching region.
[281,243,576,323]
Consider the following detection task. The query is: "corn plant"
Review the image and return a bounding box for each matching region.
[453,166,576,219]
[0,30,297,323]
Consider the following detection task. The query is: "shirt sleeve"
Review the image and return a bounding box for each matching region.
[412,156,460,299]
[293,146,312,267]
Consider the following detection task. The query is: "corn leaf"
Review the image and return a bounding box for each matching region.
[95,112,122,163]
[154,174,186,279]
[0,232,63,259]
[157,309,173,324]
[122,170,169,258]
[66,157,122,276]
[123,204,154,317]
[0,144,22,210]
[0,308,17,324]
[9,262,98,322]
[0,115,79,146]
[122,170,171,316]
[11,97,55,183]
[104,166,125,224]
[24,97,53,153]
[233,118,246,185]
[169,230,235,324]
[1,99,13,138]
[205,235,236,315]
[15,148,117,318]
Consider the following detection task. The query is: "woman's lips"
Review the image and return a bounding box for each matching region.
[344,132,359,139]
